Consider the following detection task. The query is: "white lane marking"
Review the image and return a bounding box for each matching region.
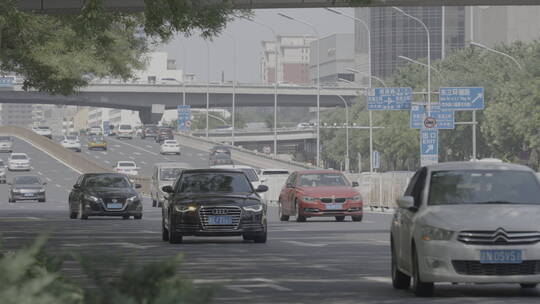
[46,177,52,182]
[282,240,328,247]
[94,155,101,159]
[363,277,392,283]
[62,242,155,250]
[197,153,205,157]
[114,145,121,148]
[37,171,43,175]
[164,157,170,161]
[141,161,147,165]
[104,160,111,164]
[145,145,153,148]
[55,184,62,188]
[119,152,125,155]
[109,138,159,156]
[134,152,141,156]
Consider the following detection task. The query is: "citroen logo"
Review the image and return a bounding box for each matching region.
[212,209,228,215]
[493,228,509,243]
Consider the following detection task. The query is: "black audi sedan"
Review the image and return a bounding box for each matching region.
[161,168,268,244]
[68,173,142,220]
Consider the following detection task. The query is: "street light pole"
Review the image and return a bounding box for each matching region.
[392,7,431,116]
[325,8,374,173]
[336,95,350,172]
[179,39,187,106]
[278,13,321,168]
[397,55,443,80]
[241,17,280,157]
[205,41,210,138]
[224,32,237,147]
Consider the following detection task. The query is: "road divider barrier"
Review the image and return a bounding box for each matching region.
[346,172,413,211]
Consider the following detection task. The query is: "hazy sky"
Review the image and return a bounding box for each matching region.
[160,8,355,83]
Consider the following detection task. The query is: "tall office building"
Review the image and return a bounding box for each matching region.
[309,33,356,84]
[354,6,465,83]
[354,6,540,84]
[0,103,33,127]
[261,35,317,85]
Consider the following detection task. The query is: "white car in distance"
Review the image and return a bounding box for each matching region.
[8,153,31,171]
[160,140,181,155]
[32,126,53,139]
[114,161,139,176]
[0,136,13,153]
[116,124,134,139]
[60,136,81,152]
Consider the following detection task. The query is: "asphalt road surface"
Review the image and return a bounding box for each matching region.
[0,137,539,303]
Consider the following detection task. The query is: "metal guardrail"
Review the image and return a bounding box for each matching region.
[0,126,151,195]
[346,172,414,211]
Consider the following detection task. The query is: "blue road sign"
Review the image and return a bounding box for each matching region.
[439,87,484,110]
[372,150,380,170]
[177,105,192,132]
[410,104,455,129]
[0,77,14,87]
[102,121,110,136]
[420,129,439,166]
[367,87,412,110]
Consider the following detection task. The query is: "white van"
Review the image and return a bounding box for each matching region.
[151,162,190,207]
[116,124,134,139]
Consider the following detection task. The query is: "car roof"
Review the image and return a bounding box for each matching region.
[294,169,343,175]
[83,173,125,178]
[261,168,289,172]
[212,165,254,170]
[117,161,136,165]
[154,162,190,169]
[427,161,533,172]
[10,153,27,156]
[182,168,246,174]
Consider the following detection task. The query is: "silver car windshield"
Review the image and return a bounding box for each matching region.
[428,170,540,205]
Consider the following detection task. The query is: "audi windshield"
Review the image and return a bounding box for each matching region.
[178,172,252,194]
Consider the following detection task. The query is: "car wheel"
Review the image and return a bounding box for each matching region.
[391,239,411,289]
[253,222,267,243]
[38,199,46,203]
[123,215,130,220]
[412,244,434,297]
[352,215,363,222]
[79,203,88,220]
[242,234,253,241]
[69,209,78,219]
[295,201,306,222]
[152,199,157,208]
[134,214,142,220]
[168,213,183,244]
[278,203,289,221]
[335,216,346,222]
[520,284,538,289]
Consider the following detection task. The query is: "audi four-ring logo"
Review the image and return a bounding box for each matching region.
[212,209,228,215]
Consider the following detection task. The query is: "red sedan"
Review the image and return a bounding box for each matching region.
[278,170,363,222]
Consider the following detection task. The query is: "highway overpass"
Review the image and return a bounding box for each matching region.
[17,0,540,13]
[0,81,361,123]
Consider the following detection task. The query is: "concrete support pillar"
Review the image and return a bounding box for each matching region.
[138,107,162,125]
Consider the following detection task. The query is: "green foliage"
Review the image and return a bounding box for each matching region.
[0,237,214,304]
[321,40,540,171]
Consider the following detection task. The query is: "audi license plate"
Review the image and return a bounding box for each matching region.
[480,250,523,264]
[326,203,343,210]
[208,215,233,225]
[107,203,123,209]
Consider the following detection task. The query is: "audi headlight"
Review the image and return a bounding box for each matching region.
[421,226,454,241]
[243,204,263,212]
[84,194,101,203]
[302,196,317,202]
[127,195,139,203]
[174,204,197,213]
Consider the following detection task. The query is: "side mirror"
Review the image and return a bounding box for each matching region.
[397,196,416,211]
[352,181,359,187]
[256,185,269,193]
[73,184,80,189]
[135,184,142,189]
[162,185,174,193]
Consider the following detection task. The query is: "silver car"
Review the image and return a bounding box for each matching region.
[391,161,540,296]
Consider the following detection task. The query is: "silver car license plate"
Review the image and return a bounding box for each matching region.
[480,249,523,264]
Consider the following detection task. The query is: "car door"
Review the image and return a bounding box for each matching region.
[399,167,427,273]
[279,173,294,214]
[288,173,299,215]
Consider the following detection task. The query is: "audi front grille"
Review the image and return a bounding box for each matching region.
[198,206,242,231]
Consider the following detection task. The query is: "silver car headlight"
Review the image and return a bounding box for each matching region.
[421,225,454,241]
[243,204,263,212]
[84,194,102,203]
